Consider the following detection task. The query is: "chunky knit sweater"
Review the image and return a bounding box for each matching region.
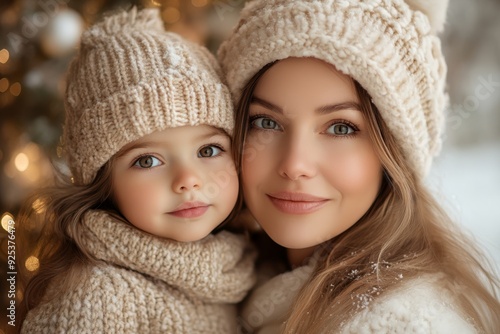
[240,260,476,334]
[21,210,256,333]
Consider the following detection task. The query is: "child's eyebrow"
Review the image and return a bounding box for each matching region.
[197,127,230,140]
[114,141,156,158]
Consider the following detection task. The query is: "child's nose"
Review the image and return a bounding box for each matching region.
[172,168,203,193]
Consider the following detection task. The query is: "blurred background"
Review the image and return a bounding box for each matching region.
[0,0,499,332]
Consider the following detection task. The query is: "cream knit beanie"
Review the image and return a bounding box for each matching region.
[218,0,449,178]
[64,7,233,185]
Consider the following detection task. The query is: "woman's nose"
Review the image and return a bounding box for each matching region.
[277,132,317,181]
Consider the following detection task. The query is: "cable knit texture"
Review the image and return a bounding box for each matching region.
[240,261,476,333]
[64,7,234,185]
[218,0,449,178]
[21,210,256,333]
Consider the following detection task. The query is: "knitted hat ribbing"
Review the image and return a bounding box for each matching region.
[64,8,233,185]
[218,0,449,178]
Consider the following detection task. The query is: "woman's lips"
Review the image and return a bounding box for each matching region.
[267,192,329,214]
[168,202,209,218]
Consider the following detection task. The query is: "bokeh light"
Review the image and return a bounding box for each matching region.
[14,152,29,172]
[0,49,9,64]
[192,0,208,7]
[25,256,40,272]
[1,213,14,232]
[9,82,21,97]
[163,7,181,23]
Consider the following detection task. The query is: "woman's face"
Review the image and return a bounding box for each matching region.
[242,57,383,249]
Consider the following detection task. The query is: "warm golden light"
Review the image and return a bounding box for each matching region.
[4,163,15,178]
[25,256,40,272]
[17,289,24,301]
[192,0,208,7]
[1,213,13,232]
[25,166,41,183]
[0,78,8,93]
[0,49,9,64]
[32,198,46,214]
[14,152,29,172]
[25,142,41,161]
[163,7,181,23]
[10,82,21,96]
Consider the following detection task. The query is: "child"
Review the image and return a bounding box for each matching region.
[19,7,255,333]
[219,0,500,332]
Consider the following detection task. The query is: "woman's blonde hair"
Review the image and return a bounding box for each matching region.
[234,61,500,333]
[16,160,116,330]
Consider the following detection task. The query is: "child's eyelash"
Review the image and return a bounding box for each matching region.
[130,153,159,167]
[204,142,226,152]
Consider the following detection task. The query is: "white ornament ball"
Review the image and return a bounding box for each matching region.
[40,9,85,58]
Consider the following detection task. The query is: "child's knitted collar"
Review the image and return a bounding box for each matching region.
[80,210,256,303]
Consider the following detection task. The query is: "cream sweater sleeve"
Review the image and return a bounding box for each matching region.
[21,267,142,333]
[340,276,477,334]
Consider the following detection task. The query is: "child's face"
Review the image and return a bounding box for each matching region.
[242,57,383,249]
[111,125,238,242]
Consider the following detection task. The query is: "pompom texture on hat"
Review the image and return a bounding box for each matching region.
[405,0,450,32]
[64,7,233,184]
[83,7,164,46]
[218,0,449,179]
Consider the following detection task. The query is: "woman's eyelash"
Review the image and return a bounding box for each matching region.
[325,119,360,138]
[248,114,279,127]
[327,119,359,131]
[249,114,359,134]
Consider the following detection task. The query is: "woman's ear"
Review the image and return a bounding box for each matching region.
[405,0,450,33]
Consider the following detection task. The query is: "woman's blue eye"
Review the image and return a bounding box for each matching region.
[327,123,355,136]
[198,145,222,158]
[134,155,162,168]
[251,117,281,130]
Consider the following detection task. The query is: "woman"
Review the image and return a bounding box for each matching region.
[219,0,500,332]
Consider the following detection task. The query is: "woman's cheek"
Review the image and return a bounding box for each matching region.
[322,141,382,194]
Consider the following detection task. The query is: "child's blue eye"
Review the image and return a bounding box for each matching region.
[326,123,355,136]
[198,145,223,158]
[251,117,281,130]
[134,155,162,168]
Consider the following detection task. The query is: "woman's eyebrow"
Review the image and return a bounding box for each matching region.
[251,96,283,114]
[251,96,361,115]
[315,102,362,114]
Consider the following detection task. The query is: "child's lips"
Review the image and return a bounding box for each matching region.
[168,202,210,218]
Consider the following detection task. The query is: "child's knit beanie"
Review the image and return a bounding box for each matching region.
[63,7,233,185]
[218,0,449,179]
